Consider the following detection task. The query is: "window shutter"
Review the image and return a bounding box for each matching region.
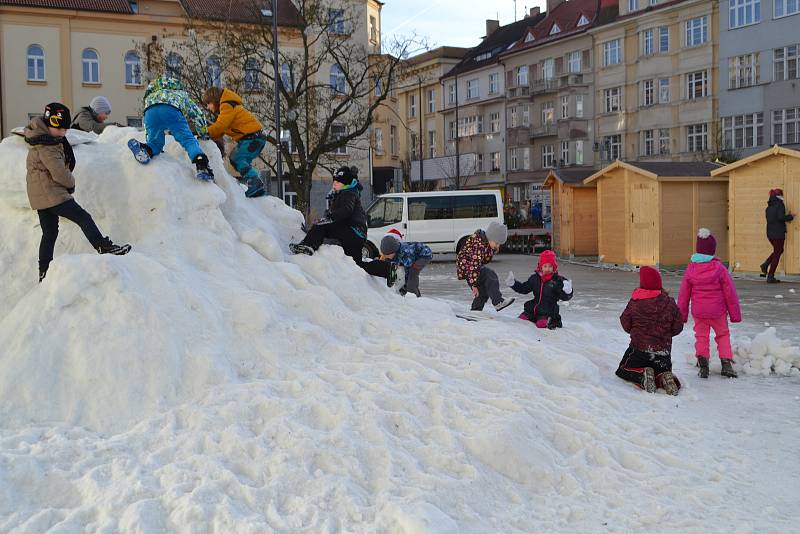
[555,57,564,75]
[582,49,591,70]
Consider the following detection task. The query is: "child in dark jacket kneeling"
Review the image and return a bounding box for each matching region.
[617,266,683,395]
[505,250,573,329]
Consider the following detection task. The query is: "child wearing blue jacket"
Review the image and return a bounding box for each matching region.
[379,234,432,296]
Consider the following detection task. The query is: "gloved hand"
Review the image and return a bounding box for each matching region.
[505,271,515,287]
[563,279,573,294]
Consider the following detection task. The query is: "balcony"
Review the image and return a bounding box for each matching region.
[532,79,558,94]
[410,153,479,182]
[558,73,586,88]
[506,86,531,99]
[530,123,557,138]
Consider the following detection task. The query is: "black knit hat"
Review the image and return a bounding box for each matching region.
[333,166,357,184]
[44,102,71,129]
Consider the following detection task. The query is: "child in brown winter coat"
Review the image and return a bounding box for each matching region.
[25,103,130,282]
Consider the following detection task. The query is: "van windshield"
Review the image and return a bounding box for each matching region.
[367,197,404,228]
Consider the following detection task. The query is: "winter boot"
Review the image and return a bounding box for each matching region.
[547,316,563,330]
[720,359,738,378]
[96,237,132,256]
[192,154,215,182]
[387,264,398,287]
[494,297,516,312]
[759,259,770,278]
[766,275,781,284]
[657,371,680,396]
[245,176,266,198]
[697,356,710,379]
[127,139,152,164]
[641,367,657,393]
[39,268,47,283]
[289,243,314,256]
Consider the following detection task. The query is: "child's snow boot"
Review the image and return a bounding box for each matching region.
[289,243,314,256]
[697,356,710,379]
[96,237,132,256]
[127,139,152,164]
[547,316,563,330]
[720,359,738,378]
[494,297,516,312]
[192,154,215,182]
[387,264,398,287]
[245,176,266,198]
[641,367,657,393]
[657,371,680,396]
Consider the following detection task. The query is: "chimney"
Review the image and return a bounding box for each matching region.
[529,7,540,17]
[486,19,500,37]
[547,0,565,13]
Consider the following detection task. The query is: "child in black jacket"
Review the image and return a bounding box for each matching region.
[506,250,573,329]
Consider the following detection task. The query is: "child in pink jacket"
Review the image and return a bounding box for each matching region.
[678,229,742,379]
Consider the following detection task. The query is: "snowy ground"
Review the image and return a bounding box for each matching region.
[1,129,799,533]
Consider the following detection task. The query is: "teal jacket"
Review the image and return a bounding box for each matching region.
[143,76,208,137]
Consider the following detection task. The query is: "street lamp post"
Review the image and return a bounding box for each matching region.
[263,1,283,188]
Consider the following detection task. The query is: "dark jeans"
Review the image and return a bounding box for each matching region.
[300,220,387,277]
[615,346,673,384]
[470,266,503,311]
[404,257,430,295]
[764,238,785,276]
[37,199,103,272]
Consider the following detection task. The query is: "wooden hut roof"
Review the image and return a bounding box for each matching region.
[585,160,723,184]
[710,145,800,176]
[544,168,596,186]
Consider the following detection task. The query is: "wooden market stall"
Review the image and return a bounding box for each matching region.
[544,168,598,257]
[710,145,800,275]
[584,161,727,266]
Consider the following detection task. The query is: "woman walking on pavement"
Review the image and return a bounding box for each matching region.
[760,189,794,283]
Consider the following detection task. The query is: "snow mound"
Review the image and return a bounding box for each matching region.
[734,327,800,377]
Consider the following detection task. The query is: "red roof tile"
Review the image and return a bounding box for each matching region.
[507,0,615,53]
[178,0,302,26]
[0,0,132,14]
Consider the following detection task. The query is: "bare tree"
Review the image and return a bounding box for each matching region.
[139,1,425,218]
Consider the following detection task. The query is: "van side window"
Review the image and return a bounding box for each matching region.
[367,197,403,228]
[409,197,453,220]
[452,195,498,219]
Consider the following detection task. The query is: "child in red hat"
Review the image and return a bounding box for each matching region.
[505,250,573,329]
[617,266,683,395]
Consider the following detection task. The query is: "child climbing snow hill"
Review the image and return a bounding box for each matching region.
[678,228,742,379]
[506,250,573,329]
[127,75,214,182]
[379,235,432,297]
[456,222,514,312]
[25,103,131,282]
[617,266,683,395]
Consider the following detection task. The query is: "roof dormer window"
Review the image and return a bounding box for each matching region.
[550,23,561,35]
[525,32,535,43]
[577,14,590,26]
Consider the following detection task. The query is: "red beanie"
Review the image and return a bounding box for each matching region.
[537,250,558,272]
[770,188,784,197]
[639,266,662,290]
[386,228,404,239]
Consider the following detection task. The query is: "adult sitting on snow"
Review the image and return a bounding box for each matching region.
[71,96,122,134]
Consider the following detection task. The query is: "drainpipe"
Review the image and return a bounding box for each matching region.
[418,76,424,187]
[0,28,5,136]
[455,74,460,188]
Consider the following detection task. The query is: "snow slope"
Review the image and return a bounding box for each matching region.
[0,129,798,533]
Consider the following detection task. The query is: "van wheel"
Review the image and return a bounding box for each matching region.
[456,236,469,254]
[362,241,378,260]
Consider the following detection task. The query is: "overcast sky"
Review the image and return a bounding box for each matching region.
[382,0,547,51]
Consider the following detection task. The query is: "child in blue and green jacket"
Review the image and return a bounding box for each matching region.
[127,75,214,181]
[379,234,433,296]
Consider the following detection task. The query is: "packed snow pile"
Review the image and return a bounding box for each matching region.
[734,328,800,377]
[0,128,798,532]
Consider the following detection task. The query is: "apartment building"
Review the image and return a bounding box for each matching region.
[369,54,402,195]
[718,0,800,158]
[591,0,719,163]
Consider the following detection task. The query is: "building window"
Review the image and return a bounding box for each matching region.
[659,78,671,103]
[27,44,46,81]
[522,105,530,126]
[523,148,531,170]
[643,130,655,156]
[642,79,655,106]
[428,130,435,158]
[458,115,483,136]
[542,144,555,168]
[467,78,479,99]
[629,0,639,11]
[330,64,345,94]
[448,83,456,104]
[561,95,569,119]
[408,94,417,118]
[642,29,654,56]
[729,54,760,89]
[729,0,761,29]
[410,132,418,160]
[166,52,182,78]
[659,128,671,154]
[124,50,141,86]
[517,65,529,86]
[603,39,621,66]
[331,124,347,154]
[775,0,800,17]
[772,107,800,144]
[509,106,518,128]
[448,121,457,140]
[489,73,499,94]
[578,15,590,26]
[490,112,500,133]
[282,180,297,209]
[550,23,561,35]
[206,56,222,88]
[686,70,708,99]
[686,16,708,47]
[576,94,584,117]
[567,51,581,73]
[281,63,294,91]
[687,123,708,152]
[328,9,346,34]
[774,45,800,81]
[604,134,622,160]
[476,153,484,172]
[604,87,621,113]
[561,141,569,165]
[244,58,261,92]
[390,125,397,155]
[427,89,436,113]
[374,128,384,155]
[280,129,297,154]
[510,148,519,170]
[370,15,378,43]
[659,26,669,53]
[373,76,382,96]
[541,101,554,125]
[576,140,584,165]
[722,112,763,149]
[82,49,100,84]
[490,152,500,171]
[543,58,555,80]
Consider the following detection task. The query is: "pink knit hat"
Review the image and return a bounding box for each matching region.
[696,228,717,256]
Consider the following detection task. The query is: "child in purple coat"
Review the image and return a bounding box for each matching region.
[678,229,742,379]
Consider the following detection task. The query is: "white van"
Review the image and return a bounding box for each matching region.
[364,190,505,258]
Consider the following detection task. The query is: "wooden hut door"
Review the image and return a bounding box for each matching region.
[630,182,658,265]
